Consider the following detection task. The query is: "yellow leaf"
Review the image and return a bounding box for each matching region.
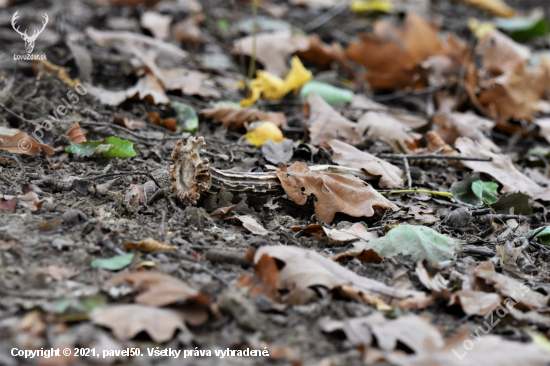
[245,122,284,147]
[456,0,515,18]
[124,238,176,252]
[526,328,550,353]
[136,261,159,268]
[350,0,394,13]
[468,19,496,38]
[240,56,312,107]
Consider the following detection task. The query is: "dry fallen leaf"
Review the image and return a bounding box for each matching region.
[124,183,146,208]
[320,312,444,353]
[276,162,398,224]
[433,113,500,153]
[114,116,146,130]
[357,111,422,153]
[329,139,404,189]
[106,271,212,323]
[91,304,189,343]
[254,245,432,308]
[346,14,468,90]
[305,93,363,147]
[0,132,55,156]
[124,238,176,252]
[128,72,170,104]
[201,107,287,129]
[161,68,220,98]
[233,32,309,76]
[36,265,79,281]
[477,29,530,76]
[65,123,86,143]
[295,34,354,76]
[456,137,550,201]
[230,215,268,236]
[455,0,515,18]
[141,11,173,40]
[172,13,207,43]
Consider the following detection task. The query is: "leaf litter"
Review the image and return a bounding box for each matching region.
[3,0,550,364]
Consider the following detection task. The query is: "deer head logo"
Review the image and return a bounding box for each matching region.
[11,11,49,54]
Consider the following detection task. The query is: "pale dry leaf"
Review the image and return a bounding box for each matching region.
[329,139,404,189]
[161,68,220,98]
[323,222,377,243]
[320,312,445,353]
[254,245,432,308]
[230,215,268,236]
[141,11,173,40]
[124,183,146,208]
[86,27,188,64]
[276,162,398,224]
[433,113,500,153]
[533,118,550,144]
[127,72,169,104]
[124,238,176,252]
[201,107,287,129]
[172,13,207,43]
[305,93,363,147]
[455,137,550,201]
[477,29,530,76]
[448,290,503,315]
[0,132,55,156]
[106,271,211,311]
[36,265,79,281]
[0,126,21,138]
[233,32,309,76]
[357,111,421,153]
[387,326,550,366]
[90,304,188,343]
[2,192,41,211]
[346,14,468,90]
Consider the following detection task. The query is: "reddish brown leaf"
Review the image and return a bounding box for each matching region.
[65,123,86,143]
[0,132,55,156]
[201,107,287,129]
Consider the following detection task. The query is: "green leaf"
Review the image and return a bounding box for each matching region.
[524,227,550,245]
[66,136,136,158]
[91,253,134,270]
[450,173,485,206]
[471,180,499,204]
[362,225,462,265]
[300,81,354,105]
[495,16,549,42]
[491,192,532,215]
[171,102,199,132]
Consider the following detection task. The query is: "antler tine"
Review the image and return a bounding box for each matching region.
[28,13,49,40]
[11,10,28,37]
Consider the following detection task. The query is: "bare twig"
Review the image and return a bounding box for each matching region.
[379,153,492,162]
[305,3,348,32]
[402,156,412,189]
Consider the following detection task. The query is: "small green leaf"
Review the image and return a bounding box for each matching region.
[524,227,550,245]
[300,81,354,105]
[491,192,532,215]
[495,15,549,43]
[91,253,134,271]
[362,225,462,265]
[171,102,199,132]
[450,173,485,206]
[471,180,499,204]
[66,136,136,158]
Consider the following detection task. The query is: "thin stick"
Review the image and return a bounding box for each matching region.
[463,248,495,256]
[87,171,162,188]
[305,3,348,32]
[402,156,412,189]
[528,227,547,241]
[379,153,492,161]
[0,102,35,123]
[380,189,453,198]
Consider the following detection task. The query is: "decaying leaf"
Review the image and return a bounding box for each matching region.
[357,111,422,153]
[320,312,444,352]
[323,222,377,243]
[90,304,188,343]
[172,13,207,43]
[262,139,294,164]
[201,107,287,129]
[124,238,176,252]
[0,197,17,212]
[305,93,363,147]
[276,162,398,224]
[354,225,462,265]
[36,265,79,281]
[65,123,86,143]
[254,245,432,308]
[230,215,268,236]
[106,271,211,312]
[232,32,309,76]
[0,132,55,156]
[124,183,146,208]
[161,68,220,98]
[141,11,172,40]
[456,137,550,201]
[345,14,468,90]
[329,139,404,189]
[85,73,169,106]
[295,34,353,76]
[433,113,500,153]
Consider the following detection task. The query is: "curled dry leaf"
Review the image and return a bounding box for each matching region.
[230,215,268,236]
[106,271,212,322]
[65,123,86,143]
[305,93,363,147]
[232,32,309,76]
[276,162,398,224]
[124,238,176,252]
[141,11,172,40]
[477,30,530,76]
[320,312,444,353]
[254,245,432,308]
[200,107,287,129]
[91,304,188,343]
[0,132,55,156]
[357,111,421,153]
[328,139,404,189]
[295,34,354,76]
[456,137,550,201]
[346,14,468,90]
[85,73,169,106]
[425,131,458,155]
[161,68,220,98]
[433,113,500,153]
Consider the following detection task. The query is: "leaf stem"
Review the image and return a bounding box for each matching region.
[380,189,453,198]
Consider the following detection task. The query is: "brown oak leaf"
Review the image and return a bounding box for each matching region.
[201,107,287,129]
